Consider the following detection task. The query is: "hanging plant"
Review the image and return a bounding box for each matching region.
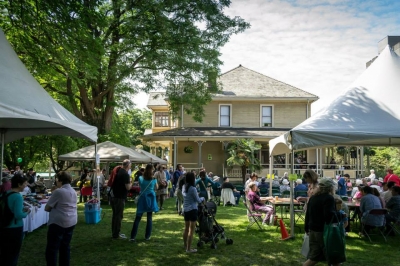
[184,146,193,153]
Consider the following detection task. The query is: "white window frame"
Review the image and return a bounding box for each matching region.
[154,111,170,127]
[260,105,274,127]
[219,104,232,127]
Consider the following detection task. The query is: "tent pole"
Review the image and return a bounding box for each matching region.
[0,130,4,183]
[290,151,295,238]
[269,155,273,197]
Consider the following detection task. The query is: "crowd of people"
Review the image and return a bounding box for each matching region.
[2,162,400,265]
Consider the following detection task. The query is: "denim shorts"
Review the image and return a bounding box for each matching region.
[184,209,198,222]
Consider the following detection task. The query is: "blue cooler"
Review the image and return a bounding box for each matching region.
[84,203,102,224]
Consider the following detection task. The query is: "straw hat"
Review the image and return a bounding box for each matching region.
[213,176,220,182]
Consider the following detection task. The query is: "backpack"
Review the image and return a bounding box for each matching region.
[0,191,17,228]
[107,166,122,188]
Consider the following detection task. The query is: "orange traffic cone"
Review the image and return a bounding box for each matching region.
[279,219,291,240]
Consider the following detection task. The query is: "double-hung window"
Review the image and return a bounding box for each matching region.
[154,112,169,127]
[261,105,273,127]
[219,104,231,127]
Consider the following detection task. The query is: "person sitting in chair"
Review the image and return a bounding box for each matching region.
[221,177,241,205]
[258,177,269,190]
[247,182,273,226]
[385,186,400,236]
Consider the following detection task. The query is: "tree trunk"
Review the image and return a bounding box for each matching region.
[242,165,247,184]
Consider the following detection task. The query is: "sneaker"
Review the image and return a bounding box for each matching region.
[145,237,151,241]
[119,234,127,239]
[186,249,197,253]
[129,238,136,242]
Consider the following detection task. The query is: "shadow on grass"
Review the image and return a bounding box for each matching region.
[18,197,400,266]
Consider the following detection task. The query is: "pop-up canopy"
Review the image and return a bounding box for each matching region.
[58,141,156,163]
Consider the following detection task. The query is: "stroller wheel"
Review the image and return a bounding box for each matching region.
[197,241,204,248]
[226,238,233,245]
[211,243,217,249]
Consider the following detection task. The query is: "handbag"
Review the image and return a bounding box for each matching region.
[134,178,153,204]
[323,213,346,264]
[300,233,309,258]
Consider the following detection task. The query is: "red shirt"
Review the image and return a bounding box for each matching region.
[384,173,400,186]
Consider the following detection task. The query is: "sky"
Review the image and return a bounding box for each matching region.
[133,0,400,115]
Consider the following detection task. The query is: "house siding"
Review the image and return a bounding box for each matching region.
[180,101,307,128]
[175,141,225,175]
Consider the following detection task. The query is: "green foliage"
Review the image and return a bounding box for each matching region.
[226,139,261,183]
[368,147,400,177]
[0,0,250,133]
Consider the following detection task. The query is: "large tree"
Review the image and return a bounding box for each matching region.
[0,0,250,134]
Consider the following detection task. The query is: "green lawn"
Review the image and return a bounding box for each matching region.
[19,197,400,266]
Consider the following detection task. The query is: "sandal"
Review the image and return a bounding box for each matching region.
[186,249,197,253]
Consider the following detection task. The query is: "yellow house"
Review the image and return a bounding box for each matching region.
[141,65,319,179]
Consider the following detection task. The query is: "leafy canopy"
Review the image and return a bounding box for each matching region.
[0,0,250,133]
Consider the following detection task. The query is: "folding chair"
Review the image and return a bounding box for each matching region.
[360,209,387,242]
[294,197,307,224]
[385,217,400,236]
[281,190,290,198]
[243,198,264,231]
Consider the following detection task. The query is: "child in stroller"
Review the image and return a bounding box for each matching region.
[196,201,233,249]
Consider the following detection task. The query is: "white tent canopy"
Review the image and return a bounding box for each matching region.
[271,46,400,153]
[0,29,98,144]
[0,28,97,178]
[268,45,400,240]
[58,141,161,163]
[134,148,168,164]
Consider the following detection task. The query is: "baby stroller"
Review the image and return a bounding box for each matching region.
[211,183,221,205]
[196,201,233,249]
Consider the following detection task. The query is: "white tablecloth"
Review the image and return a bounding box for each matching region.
[23,203,49,232]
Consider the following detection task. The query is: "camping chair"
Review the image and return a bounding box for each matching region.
[235,185,245,195]
[259,188,269,197]
[221,188,236,206]
[272,187,281,197]
[243,198,264,231]
[360,209,387,242]
[295,190,308,198]
[282,190,290,198]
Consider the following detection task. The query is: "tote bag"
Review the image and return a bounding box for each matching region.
[323,214,346,264]
[300,233,309,258]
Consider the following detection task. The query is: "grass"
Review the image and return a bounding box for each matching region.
[19,197,400,266]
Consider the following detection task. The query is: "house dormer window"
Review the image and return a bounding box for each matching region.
[219,104,231,127]
[155,112,169,127]
[260,105,273,127]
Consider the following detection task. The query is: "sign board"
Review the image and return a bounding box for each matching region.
[207,154,212,160]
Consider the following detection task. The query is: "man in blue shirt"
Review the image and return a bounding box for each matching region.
[336,175,347,196]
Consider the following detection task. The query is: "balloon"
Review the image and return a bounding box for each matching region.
[17,157,22,163]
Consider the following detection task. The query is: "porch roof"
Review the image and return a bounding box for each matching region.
[141,127,291,142]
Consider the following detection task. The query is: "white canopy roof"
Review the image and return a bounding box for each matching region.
[134,148,168,164]
[0,29,98,143]
[270,45,400,155]
[58,141,155,163]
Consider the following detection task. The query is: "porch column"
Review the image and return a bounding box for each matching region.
[197,141,204,168]
[222,141,230,177]
[173,139,178,168]
[285,153,289,169]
